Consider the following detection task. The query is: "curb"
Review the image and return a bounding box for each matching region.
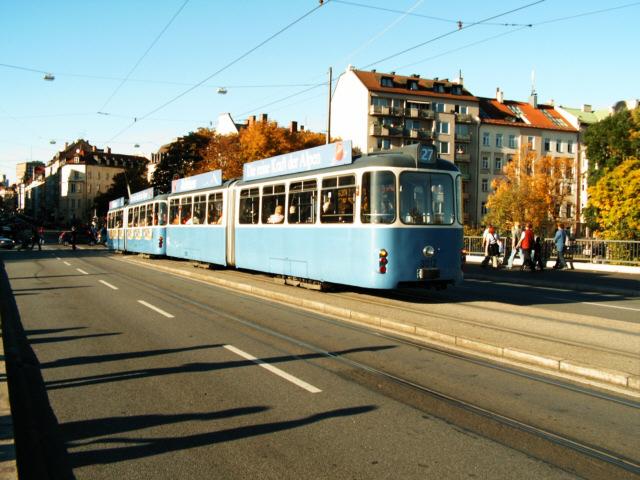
[119,256,640,398]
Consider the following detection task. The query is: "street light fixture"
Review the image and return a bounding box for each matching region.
[43,73,55,81]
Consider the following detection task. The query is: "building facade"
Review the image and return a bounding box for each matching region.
[477,90,579,229]
[330,66,480,224]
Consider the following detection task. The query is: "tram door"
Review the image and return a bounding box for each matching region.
[225,187,236,267]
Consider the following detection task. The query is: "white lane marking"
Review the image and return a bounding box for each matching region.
[63,261,71,266]
[99,280,119,290]
[224,344,321,393]
[137,300,174,318]
[582,302,640,312]
[77,268,89,275]
[55,256,61,260]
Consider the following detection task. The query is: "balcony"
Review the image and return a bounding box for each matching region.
[418,110,435,120]
[418,130,434,140]
[455,152,471,162]
[390,106,404,116]
[456,133,471,142]
[405,107,419,118]
[369,104,390,115]
[404,129,419,139]
[456,113,474,123]
[369,124,389,136]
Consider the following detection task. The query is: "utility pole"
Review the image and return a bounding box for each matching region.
[326,67,332,144]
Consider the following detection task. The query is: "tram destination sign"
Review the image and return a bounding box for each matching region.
[108,196,126,210]
[129,187,155,204]
[243,141,352,181]
[172,169,222,193]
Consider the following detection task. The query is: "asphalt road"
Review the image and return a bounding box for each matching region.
[2,246,639,479]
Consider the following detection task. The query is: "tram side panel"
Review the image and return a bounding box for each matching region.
[166,225,227,266]
[123,226,167,256]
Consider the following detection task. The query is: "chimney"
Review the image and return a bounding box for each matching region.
[300,125,305,131]
[529,92,538,108]
[289,121,298,133]
[496,87,504,104]
[390,71,395,75]
[92,145,97,152]
[64,142,69,149]
[582,104,592,113]
[106,147,111,154]
[260,113,268,123]
[248,115,256,126]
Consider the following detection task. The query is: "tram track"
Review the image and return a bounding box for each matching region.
[217,267,639,361]
[95,256,640,479]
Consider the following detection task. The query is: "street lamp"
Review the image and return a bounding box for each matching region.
[43,73,55,81]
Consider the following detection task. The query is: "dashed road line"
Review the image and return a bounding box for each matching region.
[224,344,322,393]
[77,268,89,275]
[63,261,71,266]
[137,300,174,318]
[99,280,119,290]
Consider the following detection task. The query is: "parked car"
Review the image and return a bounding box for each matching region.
[0,236,15,249]
[58,229,95,246]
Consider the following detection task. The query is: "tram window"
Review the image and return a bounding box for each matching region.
[193,195,206,224]
[146,204,154,226]
[288,180,317,224]
[180,196,193,224]
[361,171,396,224]
[169,198,180,225]
[157,202,168,226]
[321,175,355,223]
[127,208,133,227]
[117,211,123,228]
[400,172,455,225]
[132,207,139,227]
[239,188,260,224]
[261,184,286,224]
[207,192,224,224]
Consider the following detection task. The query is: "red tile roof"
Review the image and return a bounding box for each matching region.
[352,69,477,102]
[479,98,577,132]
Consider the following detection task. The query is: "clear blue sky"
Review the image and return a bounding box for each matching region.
[1,0,638,183]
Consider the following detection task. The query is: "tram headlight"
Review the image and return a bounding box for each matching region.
[422,245,435,257]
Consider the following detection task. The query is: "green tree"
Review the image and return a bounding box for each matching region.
[584,107,640,185]
[586,157,640,240]
[93,162,149,216]
[151,131,210,192]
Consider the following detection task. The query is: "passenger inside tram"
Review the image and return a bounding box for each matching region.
[267,205,285,224]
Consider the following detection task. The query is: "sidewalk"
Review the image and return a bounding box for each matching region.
[465,255,640,297]
[116,254,640,398]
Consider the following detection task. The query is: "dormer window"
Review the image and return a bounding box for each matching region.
[407,80,418,91]
[380,76,393,87]
[434,83,445,93]
[452,86,462,95]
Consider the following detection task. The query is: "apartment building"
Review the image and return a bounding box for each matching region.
[35,139,148,225]
[478,90,579,228]
[330,66,480,223]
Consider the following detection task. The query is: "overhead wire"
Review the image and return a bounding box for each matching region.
[106,0,330,143]
[97,0,190,112]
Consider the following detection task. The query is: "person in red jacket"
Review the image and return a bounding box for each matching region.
[516,223,535,271]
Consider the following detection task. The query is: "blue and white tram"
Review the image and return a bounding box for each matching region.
[122,188,168,256]
[165,170,228,265]
[231,142,463,289]
[106,196,126,251]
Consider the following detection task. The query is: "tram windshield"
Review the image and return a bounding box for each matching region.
[399,172,455,225]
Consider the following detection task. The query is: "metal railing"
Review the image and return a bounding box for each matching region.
[463,236,640,266]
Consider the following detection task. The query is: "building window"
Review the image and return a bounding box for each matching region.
[434,102,445,113]
[436,121,449,134]
[567,140,574,153]
[481,178,489,192]
[527,136,535,149]
[455,105,468,114]
[407,80,418,90]
[556,139,563,153]
[508,135,517,149]
[481,202,488,215]
[377,138,390,150]
[70,183,76,193]
[566,204,572,219]
[380,77,393,87]
[439,141,449,154]
[482,132,490,146]
[88,184,92,193]
[372,97,388,107]
[495,156,503,171]
[495,133,503,148]
[71,199,75,208]
[481,155,490,170]
[544,138,551,152]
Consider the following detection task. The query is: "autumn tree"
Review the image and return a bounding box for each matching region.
[584,107,640,185]
[484,147,573,234]
[151,131,210,192]
[586,157,640,240]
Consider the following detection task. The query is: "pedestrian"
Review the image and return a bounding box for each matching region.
[31,225,42,251]
[553,223,567,269]
[481,224,492,268]
[533,236,545,271]
[506,221,522,269]
[516,223,535,271]
[71,225,77,251]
